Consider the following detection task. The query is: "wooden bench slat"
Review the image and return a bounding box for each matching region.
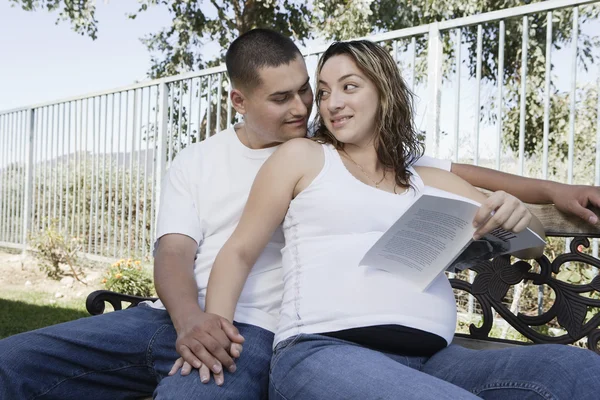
[476,188,600,237]
[527,204,600,238]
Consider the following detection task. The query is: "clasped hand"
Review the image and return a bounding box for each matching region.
[170,311,244,386]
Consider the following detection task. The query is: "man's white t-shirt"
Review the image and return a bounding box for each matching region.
[152,125,452,333]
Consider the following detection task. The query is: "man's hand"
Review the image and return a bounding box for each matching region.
[472,191,532,239]
[168,343,243,386]
[174,310,244,384]
[550,184,600,225]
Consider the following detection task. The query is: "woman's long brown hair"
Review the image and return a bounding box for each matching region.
[312,40,424,189]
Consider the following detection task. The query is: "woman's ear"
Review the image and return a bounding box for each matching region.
[230,88,247,116]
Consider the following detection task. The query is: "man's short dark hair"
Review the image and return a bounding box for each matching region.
[226,29,302,91]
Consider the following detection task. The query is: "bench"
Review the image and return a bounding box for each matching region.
[86,203,600,353]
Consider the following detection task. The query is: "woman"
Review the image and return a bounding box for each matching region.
[202,41,595,399]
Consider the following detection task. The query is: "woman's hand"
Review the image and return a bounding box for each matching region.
[168,343,243,386]
[472,190,532,240]
[173,310,244,380]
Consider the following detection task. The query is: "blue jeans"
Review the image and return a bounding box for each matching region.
[0,303,273,400]
[269,333,600,400]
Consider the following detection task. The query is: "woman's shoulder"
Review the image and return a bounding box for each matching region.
[278,137,323,153]
[273,138,325,163]
[271,139,326,189]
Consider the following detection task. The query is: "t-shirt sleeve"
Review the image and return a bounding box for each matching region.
[413,155,452,171]
[154,147,203,252]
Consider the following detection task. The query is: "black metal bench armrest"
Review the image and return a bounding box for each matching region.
[86,290,158,315]
[450,237,600,354]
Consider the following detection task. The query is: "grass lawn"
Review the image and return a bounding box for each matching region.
[0,289,91,339]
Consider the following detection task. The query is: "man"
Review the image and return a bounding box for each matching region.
[0,29,598,400]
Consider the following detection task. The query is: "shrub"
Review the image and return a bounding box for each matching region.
[29,219,83,280]
[103,258,154,297]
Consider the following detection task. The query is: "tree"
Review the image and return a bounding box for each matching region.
[131,0,313,78]
[9,0,312,78]
[9,0,313,156]
[10,0,98,39]
[10,0,600,157]
[524,84,599,184]
[313,0,600,158]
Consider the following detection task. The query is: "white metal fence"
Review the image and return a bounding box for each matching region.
[1,0,599,261]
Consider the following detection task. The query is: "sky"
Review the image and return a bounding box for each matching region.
[0,0,173,111]
[0,0,597,165]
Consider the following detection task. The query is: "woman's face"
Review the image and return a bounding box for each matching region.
[317,54,380,147]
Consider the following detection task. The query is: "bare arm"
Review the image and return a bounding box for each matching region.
[452,163,600,225]
[205,139,318,321]
[451,163,555,203]
[417,167,545,259]
[154,234,243,380]
[154,234,203,334]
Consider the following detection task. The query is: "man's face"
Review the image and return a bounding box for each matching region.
[241,55,313,145]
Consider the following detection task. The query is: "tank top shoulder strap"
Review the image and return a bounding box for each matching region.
[320,142,336,162]
[306,142,347,186]
[302,142,335,188]
[321,142,347,170]
[320,142,350,176]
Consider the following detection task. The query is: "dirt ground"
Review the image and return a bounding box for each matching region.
[0,248,106,303]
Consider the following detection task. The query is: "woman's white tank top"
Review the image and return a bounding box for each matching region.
[276,143,457,347]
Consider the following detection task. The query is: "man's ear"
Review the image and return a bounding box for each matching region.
[230,88,247,115]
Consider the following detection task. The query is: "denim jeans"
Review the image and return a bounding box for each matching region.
[0,303,273,400]
[269,333,600,400]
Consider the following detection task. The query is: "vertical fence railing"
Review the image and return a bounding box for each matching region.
[22,109,35,248]
[0,0,598,266]
[426,23,442,159]
[0,109,28,250]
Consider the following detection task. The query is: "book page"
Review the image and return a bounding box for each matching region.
[360,193,479,291]
[361,187,546,289]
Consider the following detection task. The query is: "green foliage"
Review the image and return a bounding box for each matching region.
[161,80,234,160]
[11,0,600,161]
[456,315,531,343]
[11,0,310,77]
[314,0,600,159]
[313,0,373,41]
[29,219,82,279]
[0,162,26,243]
[512,85,598,183]
[3,153,155,258]
[103,258,154,297]
[131,0,312,78]
[9,0,98,39]
[34,155,155,259]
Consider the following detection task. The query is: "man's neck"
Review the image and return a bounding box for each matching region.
[235,124,280,150]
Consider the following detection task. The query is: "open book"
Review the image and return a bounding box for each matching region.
[359,186,546,291]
